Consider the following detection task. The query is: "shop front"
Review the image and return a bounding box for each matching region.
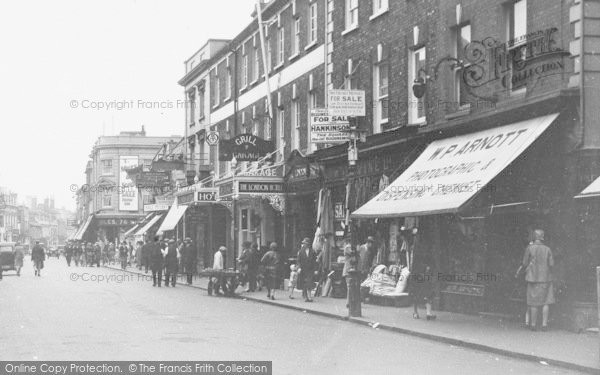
[353,112,581,321]
[94,214,142,244]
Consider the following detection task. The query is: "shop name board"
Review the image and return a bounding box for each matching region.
[196,188,218,202]
[97,218,138,226]
[137,171,170,186]
[237,164,284,177]
[461,27,569,95]
[238,182,284,193]
[310,109,351,144]
[144,204,169,212]
[177,192,195,205]
[218,182,235,201]
[219,134,275,162]
[327,90,365,117]
[289,163,320,181]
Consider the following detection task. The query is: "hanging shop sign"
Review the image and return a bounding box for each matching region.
[206,131,220,146]
[119,156,139,211]
[238,182,284,194]
[151,158,184,172]
[195,188,219,202]
[218,134,275,162]
[327,90,366,117]
[310,109,351,144]
[218,181,235,201]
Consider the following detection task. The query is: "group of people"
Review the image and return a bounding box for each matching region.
[139,236,197,288]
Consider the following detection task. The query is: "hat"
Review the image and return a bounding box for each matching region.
[366,236,375,243]
[168,239,176,244]
[218,246,227,252]
[269,242,278,250]
[185,237,192,242]
[301,237,311,245]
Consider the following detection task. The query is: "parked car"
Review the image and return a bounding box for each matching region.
[0,242,16,273]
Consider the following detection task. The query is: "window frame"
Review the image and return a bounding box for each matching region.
[278,26,285,65]
[345,0,359,31]
[101,159,113,176]
[293,18,301,55]
[506,0,527,95]
[373,60,389,133]
[372,0,388,16]
[453,23,472,111]
[242,53,248,88]
[408,46,427,125]
[309,2,318,44]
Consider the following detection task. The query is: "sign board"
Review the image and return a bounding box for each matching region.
[137,171,170,187]
[310,109,351,144]
[327,90,366,116]
[176,192,195,205]
[143,204,170,212]
[196,188,218,202]
[237,164,284,178]
[119,156,139,211]
[238,182,284,194]
[219,134,275,162]
[206,131,220,146]
[218,182,235,201]
[96,218,139,227]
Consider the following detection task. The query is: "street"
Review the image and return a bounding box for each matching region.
[0,257,584,375]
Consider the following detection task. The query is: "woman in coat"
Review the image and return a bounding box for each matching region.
[297,238,317,302]
[261,242,281,300]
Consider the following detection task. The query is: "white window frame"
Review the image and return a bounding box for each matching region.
[309,3,318,45]
[278,108,285,152]
[345,0,359,31]
[198,87,205,119]
[293,18,301,56]
[226,68,232,99]
[454,23,471,110]
[373,59,389,133]
[408,47,427,125]
[372,0,388,17]
[253,47,260,82]
[101,159,113,175]
[292,99,301,150]
[267,38,272,72]
[506,0,527,95]
[242,54,248,88]
[307,90,317,152]
[278,26,285,65]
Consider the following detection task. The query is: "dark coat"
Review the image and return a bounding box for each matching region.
[149,243,163,271]
[164,245,179,273]
[180,244,196,272]
[297,247,317,286]
[32,245,45,262]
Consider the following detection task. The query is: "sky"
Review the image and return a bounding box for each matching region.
[0,0,256,211]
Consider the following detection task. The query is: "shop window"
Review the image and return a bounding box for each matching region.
[142,194,153,205]
[408,47,427,125]
[454,23,471,110]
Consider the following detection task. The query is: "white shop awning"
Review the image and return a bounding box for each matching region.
[134,214,163,237]
[352,113,560,218]
[575,176,600,199]
[156,204,188,233]
[73,214,94,240]
[123,213,153,238]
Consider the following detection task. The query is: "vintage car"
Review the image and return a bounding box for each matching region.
[0,242,16,272]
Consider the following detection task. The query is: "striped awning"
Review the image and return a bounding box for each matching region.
[134,214,163,237]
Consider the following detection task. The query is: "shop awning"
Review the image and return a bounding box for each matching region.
[123,213,153,238]
[575,176,600,199]
[352,113,560,218]
[73,214,94,241]
[156,204,188,233]
[134,214,163,237]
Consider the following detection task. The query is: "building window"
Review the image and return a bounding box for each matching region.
[344,59,359,89]
[142,159,152,172]
[267,38,272,72]
[242,54,248,88]
[345,0,359,31]
[454,23,471,110]
[254,47,260,81]
[408,47,427,125]
[188,90,195,125]
[506,0,527,94]
[373,0,388,15]
[198,88,205,119]
[292,99,301,150]
[241,209,249,230]
[307,90,317,152]
[252,119,259,136]
[264,101,272,140]
[373,60,389,133]
[309,2,318,44]
[142,194,153,205]
[226,68,232,98]
[278,27,285,65]
[277,108,285,152]
[101,159,113,175]
[102,194,112,208]
[293,18,301,55]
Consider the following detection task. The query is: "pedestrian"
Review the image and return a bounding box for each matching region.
[342,239,359,309]
[255,244,266,292]
[14,244,24,276]
[261,242,281,300]
[409,233,436,321]
[73,241,81,267]
[32,241,45,277]
[288,264,299,299]
[180,237,196,285]
[127,241,134,267]
[212,246,228,295]
[141,238,151,274]
[164,239,179,287]
[108,242,116,265]
[94,242,101,267]
[357,236,376,282]
[149,236,164,287]
[516,229,555,331]
[243,242,259,292]
[297,237,317,302]
[65,241,73,267]
[119,241,128,270]
[237,241,252,289]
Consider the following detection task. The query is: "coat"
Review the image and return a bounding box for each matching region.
[149,243,164,271]
[32,245,45,263]
[180,244,196,268]
[261,250,280,278]
[297,247,317,286]
[522,241,554,283]
[164,245,179,273]
[213,250,224,270]
[14,248,24,267]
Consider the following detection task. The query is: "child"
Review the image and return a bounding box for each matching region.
[289,264,299,299]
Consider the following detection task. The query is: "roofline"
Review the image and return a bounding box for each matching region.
[183,38,232,64]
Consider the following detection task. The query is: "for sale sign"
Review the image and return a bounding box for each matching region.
[327,89,365,116]
[310,109,350,144]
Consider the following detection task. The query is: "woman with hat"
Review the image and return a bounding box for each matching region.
[297,237,317,302]
[261,242,281,300]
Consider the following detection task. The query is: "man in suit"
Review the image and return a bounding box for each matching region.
[149,236,164,287]
[31,241,45,277]
[297,237,317,302]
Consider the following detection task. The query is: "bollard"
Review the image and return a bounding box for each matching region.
[347,270,362,317]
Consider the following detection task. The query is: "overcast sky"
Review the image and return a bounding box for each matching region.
[0,0,256,211]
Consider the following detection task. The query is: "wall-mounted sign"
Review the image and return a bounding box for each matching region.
[97,218,139,227]
[310,109,351,144]
[238,182,284,194]
[176,192,195,205]
[196,188,218,202]
[206,131,220,146]
[119,156,139,212]
[137,171,170,187]
[219,134,275,162]
[143,204,170,212]
[334,202,346,220]
[237,164,284,177]
[327,90,366,117]
[218,181,235,201]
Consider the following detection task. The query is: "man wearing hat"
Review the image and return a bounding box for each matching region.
[149,236,164,287]
[164,239,179,287]
[297,237,317,302]
[180,237,197,285]
[358,236,376,282]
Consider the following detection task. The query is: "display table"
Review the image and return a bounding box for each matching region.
[198,268,241,297]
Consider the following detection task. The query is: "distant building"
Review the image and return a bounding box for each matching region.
[0,188,19,242]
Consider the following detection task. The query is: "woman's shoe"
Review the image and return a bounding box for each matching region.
[413,313,420,319]
[426,315,437,321]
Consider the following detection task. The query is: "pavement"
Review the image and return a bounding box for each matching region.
[0,257,594,374]
[106,263,600,374]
